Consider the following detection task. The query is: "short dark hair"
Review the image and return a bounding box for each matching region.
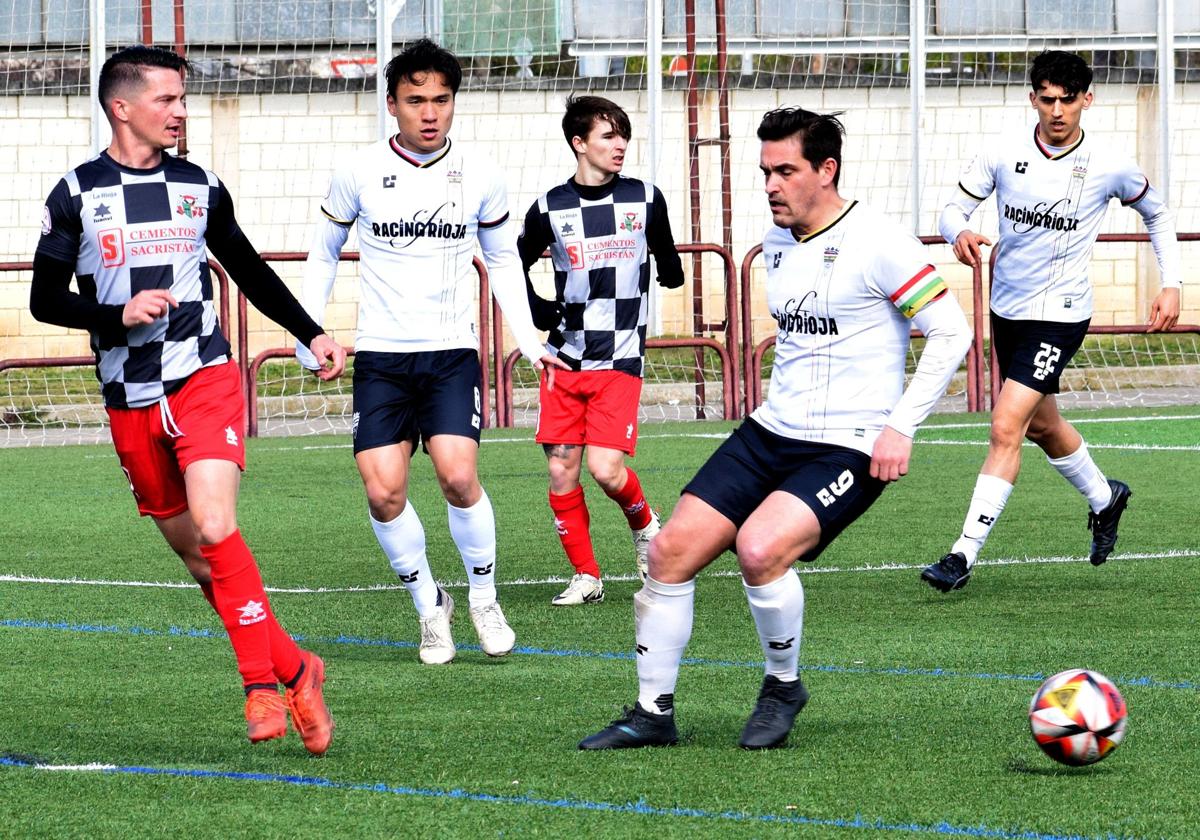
[385,38,462,99]
[98,45,189,115]
[561,95,632,151]
[756,107,846,187]
[1030,50,1093,95]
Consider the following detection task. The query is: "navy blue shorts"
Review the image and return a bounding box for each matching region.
[351,349,482,454]
[991,312,1089,395]
[683,418,886,563]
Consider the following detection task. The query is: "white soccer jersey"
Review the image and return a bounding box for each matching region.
[752,201,963,455]
[318,137,509,353]
[947,126,1170,322]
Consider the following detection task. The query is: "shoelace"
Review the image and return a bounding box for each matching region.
[247,694,280,720]
[477,604,505,632]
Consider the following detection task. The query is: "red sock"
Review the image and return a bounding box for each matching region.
[200,529,298,689]
[548,486,600,579]
[605,467,653,530]
[198,580,217,611]
[200,572,300,684]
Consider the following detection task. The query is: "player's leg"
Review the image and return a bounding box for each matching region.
[545,444,605,605]
[578,491,734,750]
[353,352,449,662]
[926,314,1072,591]
[580,421,771,750]
[172,361,331,753]
[582,372,658,580]
[536,369,603,603]
[420,349,514,656]
[734,442,884,749]
[1027,396,1129,565]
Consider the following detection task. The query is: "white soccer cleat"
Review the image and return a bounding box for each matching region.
[631,510,660,582]
[551,573,605,606]
[418,586,456,665]
[469,600,515,657]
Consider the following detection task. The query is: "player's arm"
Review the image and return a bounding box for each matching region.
[516,201,563,331]
[647,187,685,289]
[296,214,352,369]
[205,182,345,378]
[939,149,996,268]
[479,217,569,381]
[29,179,152,337]
[874,266,973,482]
[29,252,131,337]
[1122,178,1182,332]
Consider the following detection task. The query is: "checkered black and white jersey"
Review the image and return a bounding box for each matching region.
[518,176,682,377]
[36,152,231,408]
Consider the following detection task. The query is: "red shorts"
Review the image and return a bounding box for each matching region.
[535,369,642,455]
[106,360,247,518]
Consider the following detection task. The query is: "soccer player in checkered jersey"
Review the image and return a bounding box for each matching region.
[580,108,972,750]
[298,40,568,665]
[518,96,685,606]
[921,51,1183,594]
[30,46,343,753]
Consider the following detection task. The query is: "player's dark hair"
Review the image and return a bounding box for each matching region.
[1030,50,1093,95]
[561,95,632,151]
[386,38,462,99]
[98,45,189,115]
[756,107,846,188]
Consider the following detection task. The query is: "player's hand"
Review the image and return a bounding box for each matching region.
[952,230,992,268]
[122,289,178,327]
[534,353,570,391]
[307,334,347,380]
[1146,287,1180,333]
[870,425,913,483]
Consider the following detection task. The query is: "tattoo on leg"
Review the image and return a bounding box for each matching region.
[544,444,577,460]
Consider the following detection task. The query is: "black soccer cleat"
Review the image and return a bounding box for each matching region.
[921,551,971,593]
[578,704,679,750]
[1088,479,1131,566]
[739,674,809,750]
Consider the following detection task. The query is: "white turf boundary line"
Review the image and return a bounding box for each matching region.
[2,550,1197,595]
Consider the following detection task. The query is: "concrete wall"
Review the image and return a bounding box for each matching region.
[3,83,1198,361]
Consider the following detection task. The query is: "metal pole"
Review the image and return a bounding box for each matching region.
[377,0,396,140]
[647,0,663,333]
[90,0,106,156]
[1157,0,1174,197]
[908,0,926,235]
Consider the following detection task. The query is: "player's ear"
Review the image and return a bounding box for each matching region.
[1081,90,1093,110]
[571,135,587,155]
[386,94,398,117]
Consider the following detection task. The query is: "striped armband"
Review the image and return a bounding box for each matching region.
[891,265,949,319]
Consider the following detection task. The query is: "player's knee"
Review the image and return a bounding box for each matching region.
[192,511,236,546]
[989,417,1025,451]
[364,482,406,520]
[735,535,782,580]
[587,460,624,492]
[437,470,480,507]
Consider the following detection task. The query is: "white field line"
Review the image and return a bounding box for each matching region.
[920,439,1200,451]
[75,413,1200,457]
[2,550,1196,595]
[33,763,118,772]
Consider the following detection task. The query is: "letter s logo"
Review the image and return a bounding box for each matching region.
[98,229,125,267]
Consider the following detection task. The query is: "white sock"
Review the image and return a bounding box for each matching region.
[951,474,1014,567]
[370,503,439,619]
[1047,440,1112,513]
[743,569,804,682]
[635,576,695,716]
[447,489,497,609]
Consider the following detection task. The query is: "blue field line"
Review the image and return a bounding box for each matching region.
[0,755,1139,840]
[2,616,1195,694]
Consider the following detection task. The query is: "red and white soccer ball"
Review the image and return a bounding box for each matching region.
[1029,668,1127,766]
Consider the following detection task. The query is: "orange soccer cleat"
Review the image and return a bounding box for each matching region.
[245,689,288,743]
[285,651,334,755]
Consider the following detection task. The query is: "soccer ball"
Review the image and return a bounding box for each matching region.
[1029,668,1127,766]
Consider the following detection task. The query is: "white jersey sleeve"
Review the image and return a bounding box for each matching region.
[865,227,972,438]
[939,144,996,244]
[1114,166,1183,289]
